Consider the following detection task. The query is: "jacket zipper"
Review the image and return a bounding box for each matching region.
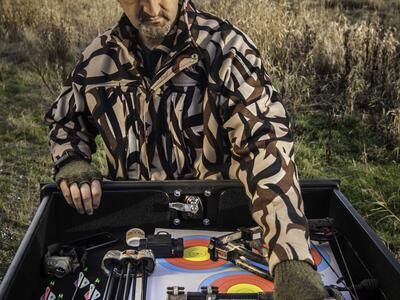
[126,45,200,178]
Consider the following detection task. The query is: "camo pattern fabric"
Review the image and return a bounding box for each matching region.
[46,0,314,273]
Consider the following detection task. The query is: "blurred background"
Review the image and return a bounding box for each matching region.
[0,0,399,281]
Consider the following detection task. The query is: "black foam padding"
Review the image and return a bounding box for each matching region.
[217,188,256,228]
[34,242,128,300]
[53,190,171,239]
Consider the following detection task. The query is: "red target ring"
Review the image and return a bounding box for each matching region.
[311,244,330,271]
[159,236,230,272]
[199,271,274,293]
[311,247,322,265]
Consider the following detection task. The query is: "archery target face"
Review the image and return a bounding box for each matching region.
[149,229,349,300]
[199,271,274,293]
[158,235,232,272]
[311,243,330,272]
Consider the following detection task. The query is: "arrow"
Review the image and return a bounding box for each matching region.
[48,292,56,300]
[40,286,51,300]
[90,284,102,300]
[71,272,90,300]
[84,283,102,300]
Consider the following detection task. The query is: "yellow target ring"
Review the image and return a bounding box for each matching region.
[227,283,263,293]
[183,246,210,261]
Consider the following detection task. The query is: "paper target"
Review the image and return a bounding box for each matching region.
[311,244,330,272]
[158,235,232,272]
[199,271,274,293]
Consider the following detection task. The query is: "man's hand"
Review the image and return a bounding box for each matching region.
[59,180,102,215]
[273,260,331,300]
[55,160,103,215]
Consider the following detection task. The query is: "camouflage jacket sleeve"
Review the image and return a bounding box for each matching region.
[213,27,314,274]
[45,70,98,171]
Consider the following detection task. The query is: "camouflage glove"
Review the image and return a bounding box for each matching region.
[55,160,102,187]
[273,260,329,300]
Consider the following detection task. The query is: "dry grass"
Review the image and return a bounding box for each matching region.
[0,0,399,280]
[0,0,121,94]
[324,0,400,10]
[1,0,399,144]
[204,0,400,146]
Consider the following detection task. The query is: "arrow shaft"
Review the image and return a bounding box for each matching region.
[102,266,116,300]
[123,263,132,300]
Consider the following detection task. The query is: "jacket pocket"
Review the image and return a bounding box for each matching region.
[85,82,142,178]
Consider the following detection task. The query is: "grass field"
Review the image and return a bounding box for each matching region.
[0,0,399,282]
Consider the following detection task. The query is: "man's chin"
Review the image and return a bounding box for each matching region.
[139,24,172,43]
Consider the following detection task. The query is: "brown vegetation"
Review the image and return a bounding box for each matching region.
[2,0,399,146]
[0,0,399,280]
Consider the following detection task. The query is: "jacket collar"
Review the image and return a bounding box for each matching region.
[110,0,197,58]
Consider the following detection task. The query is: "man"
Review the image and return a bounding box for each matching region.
[46,0,331,299]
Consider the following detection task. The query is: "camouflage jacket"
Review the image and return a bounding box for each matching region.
[46,0,313,272]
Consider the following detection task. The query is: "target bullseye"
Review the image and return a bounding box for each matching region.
[199,271,274,293]
[184,246,210,262]
[158,235,231,272]
[227,283,263,293]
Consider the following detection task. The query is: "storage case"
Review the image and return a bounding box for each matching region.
[0,180,399,300]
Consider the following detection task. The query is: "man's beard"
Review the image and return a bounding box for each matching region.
[139,23,172,44]
[138,10,173,46]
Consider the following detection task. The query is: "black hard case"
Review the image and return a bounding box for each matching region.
[0,180,399,299]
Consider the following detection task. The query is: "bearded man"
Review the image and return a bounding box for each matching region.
[46,0,331,299]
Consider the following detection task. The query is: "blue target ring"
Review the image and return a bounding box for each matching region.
[311,243,330,272]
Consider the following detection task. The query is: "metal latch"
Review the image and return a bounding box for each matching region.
[169,195,203,219]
